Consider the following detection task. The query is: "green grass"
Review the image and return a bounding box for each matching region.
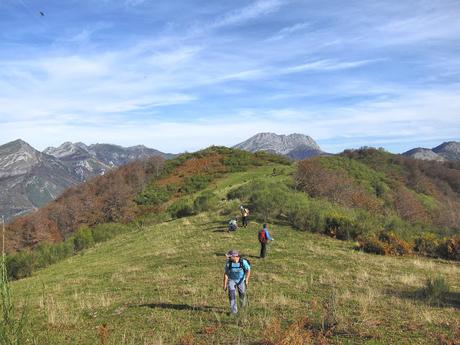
[9,166,460,344]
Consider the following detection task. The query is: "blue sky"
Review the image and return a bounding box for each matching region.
[1,0,459,153]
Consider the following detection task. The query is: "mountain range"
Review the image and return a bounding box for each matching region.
[1,135,459,222]
[402,141,460,162]
[0,140,170,221]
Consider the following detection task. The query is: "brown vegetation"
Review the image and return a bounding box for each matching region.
[295,159,382,213]
[5,157,164,252]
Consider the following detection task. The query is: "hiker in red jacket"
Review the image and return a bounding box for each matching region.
[258,224,274,258]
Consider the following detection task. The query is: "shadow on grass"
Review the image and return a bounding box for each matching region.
[135,303,225,312]
[386,288,460,309]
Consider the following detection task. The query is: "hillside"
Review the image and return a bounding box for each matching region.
[9,166,460,344]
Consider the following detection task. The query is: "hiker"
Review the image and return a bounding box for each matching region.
[258,224,274,258]
[223,249,251,314]
[228,217,238,232]
[240,205,249,228]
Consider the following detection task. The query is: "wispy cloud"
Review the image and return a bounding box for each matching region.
[212,0,286,28]
[1,0,459,153]
[282,59,380,73]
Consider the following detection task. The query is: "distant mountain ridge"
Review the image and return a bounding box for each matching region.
[233,132,327,159]
[0,140,80,220]
[403,141,460,161]
[0,139,170,221]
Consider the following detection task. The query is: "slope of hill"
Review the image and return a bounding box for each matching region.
[234,132,327,159]
[9,166,460,344]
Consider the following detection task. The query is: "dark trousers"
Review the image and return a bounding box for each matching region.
[242,216,248,227]
[260,242,267,258]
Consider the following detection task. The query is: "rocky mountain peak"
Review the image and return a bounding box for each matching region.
[432,141,460,161]
[233,132,323,159]
[44,142,91,160]
[402,148,445,162]
[0,139,43,178]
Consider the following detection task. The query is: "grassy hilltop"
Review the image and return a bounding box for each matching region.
[3,147,460,344]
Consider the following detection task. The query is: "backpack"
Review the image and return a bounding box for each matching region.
[226,258,250,274]
[258,229,267,243]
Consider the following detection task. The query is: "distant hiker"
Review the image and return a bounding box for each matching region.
[240,205,250,228]
[258,224,274,258]
[223,249,251,314]
[228,217,238,232]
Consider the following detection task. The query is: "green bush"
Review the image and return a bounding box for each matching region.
[6,251,34,279]
[182,175,213,193]
[220,199,242,217]
[73,226,95,252]
[221,150,254,172]
[250,183,290,221]
[421,276,450,305]
[34,242,58,268]
[324,212,358,240]
[92,223,131,243]
[193,191,218,213]
[135,185,171,205]
[227,183,252,201]
[51,240,74,261]
[168,199,195,218]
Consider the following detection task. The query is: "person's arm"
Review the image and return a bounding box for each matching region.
[266,230,274,241]
[223,273,228,291]
[245,269,251,286]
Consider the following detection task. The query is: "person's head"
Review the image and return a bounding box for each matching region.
[226,249,240,262]
[263,223,267,228]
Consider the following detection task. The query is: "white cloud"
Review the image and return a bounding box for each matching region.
[212,0,285,28]
[283,59,380,73]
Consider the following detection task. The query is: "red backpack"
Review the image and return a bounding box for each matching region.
[258,229,267,243]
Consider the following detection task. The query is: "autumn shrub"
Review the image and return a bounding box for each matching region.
[378,231,412,255]
[358,237,388,255]
[414,232,441,257]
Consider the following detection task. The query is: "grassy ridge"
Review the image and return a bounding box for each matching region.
[10,167,460,344]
